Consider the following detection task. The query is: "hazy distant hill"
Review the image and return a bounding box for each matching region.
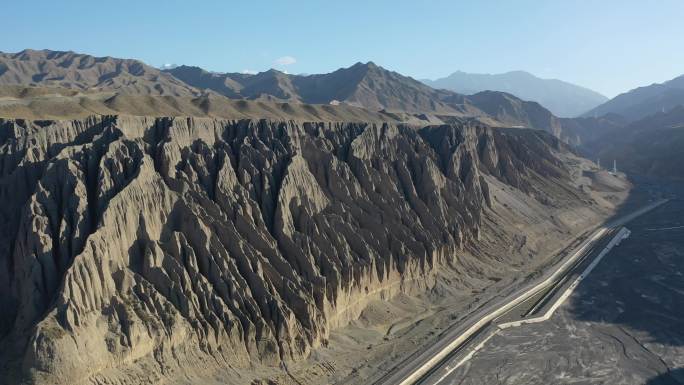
[584,74,684,121]
[422,70,608,118]
[595,106,684,179]
[0,49,198,96]
[574,74,684,179]
[558,113,626,149]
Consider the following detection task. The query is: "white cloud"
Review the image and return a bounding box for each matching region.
[241,69,257,75]
[274,56,297,66]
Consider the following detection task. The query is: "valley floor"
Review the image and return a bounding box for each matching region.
[436,181,684,385]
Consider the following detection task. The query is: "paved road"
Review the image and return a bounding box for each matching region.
[374,199,667,385]
[421,227,629,385]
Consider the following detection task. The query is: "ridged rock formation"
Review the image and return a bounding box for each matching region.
[0,116,586,384]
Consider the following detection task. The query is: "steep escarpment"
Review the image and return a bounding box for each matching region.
[0,116,591,384]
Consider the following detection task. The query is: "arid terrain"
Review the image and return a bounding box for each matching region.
[0,45,681,385]
[0,113,626,385]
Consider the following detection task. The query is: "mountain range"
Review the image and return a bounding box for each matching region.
[166,62,471,114]
[0,49,198,96]
[164,64,584,136]
[2,49,683,180]
[0,50,571,136]
[422,70,608,118]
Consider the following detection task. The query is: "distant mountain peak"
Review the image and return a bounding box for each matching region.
[503,70,536,77]
[423,70,607,117]
[264,68,285,74]
[351,61,378,68]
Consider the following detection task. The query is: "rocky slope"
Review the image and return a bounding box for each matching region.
[593,106,684,179]
[0,50,199,96]
[464,91,563,137]
[557,113,626,148]
[567,75,684,176]
[0,115,599,384]
[423,70,608,118]
[584,73,684,121]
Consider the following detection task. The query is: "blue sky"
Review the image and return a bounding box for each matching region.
[3,0,683,97]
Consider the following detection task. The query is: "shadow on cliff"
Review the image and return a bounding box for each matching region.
[564,177,684,348]
[646,368,684,385]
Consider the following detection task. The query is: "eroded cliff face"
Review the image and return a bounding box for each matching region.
[0,116,586,384]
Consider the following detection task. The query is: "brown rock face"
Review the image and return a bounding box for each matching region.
[0,116,581,384]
